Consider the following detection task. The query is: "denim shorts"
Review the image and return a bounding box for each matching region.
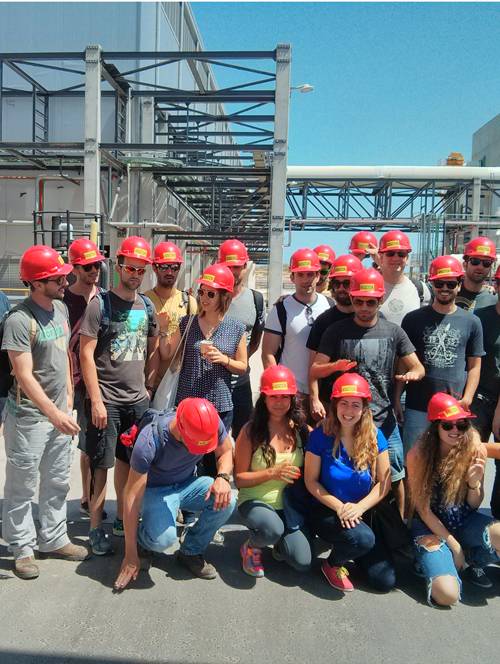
[402,408,429,458]
[412,511,500,606]
[381,415,405,482]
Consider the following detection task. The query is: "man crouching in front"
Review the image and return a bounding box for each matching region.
[114,397,235,590]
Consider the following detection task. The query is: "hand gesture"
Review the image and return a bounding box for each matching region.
[395,371,421,383]
[205,477,232,510]
[114,553,140,591]
[157,311,170,332]
[466,456,486,488]
[457,396,472,410]
[310,396,326,421]
[330,359,357,374]
[49,409,80,436]
[338,502,363,528]
[204,346,227,366]
[273,462,302,484]
[365,243,380,266]
[91,400,108,429]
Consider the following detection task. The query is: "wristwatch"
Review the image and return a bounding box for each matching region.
[215,473,231,484]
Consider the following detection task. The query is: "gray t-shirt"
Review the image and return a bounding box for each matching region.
[80,292,159,405]
[1,298,70,420]
[379,276,431,326]
[227,287,264,387]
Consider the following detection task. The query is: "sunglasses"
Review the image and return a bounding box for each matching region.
[120,264,146,275]
[468,257,493,268]
[433,280,459,290]
[352,298,379,308]
[385,251,408,258]
[439,419,471,432]
[155,263,180,272]
[40,276,67,286]
[305,305,315,326]
[198,287,217,299]
[331,279,351,290]
[81,262,102,273]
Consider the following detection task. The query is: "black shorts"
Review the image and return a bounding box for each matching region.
[80,397,149,470]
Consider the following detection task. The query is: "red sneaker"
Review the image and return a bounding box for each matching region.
[240,540,264,577]
[321,560,354,592]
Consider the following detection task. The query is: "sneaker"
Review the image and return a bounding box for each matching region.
[176,551,217,580]
[39,542,90,561]
[272,544,285,563]
[321,560,354,592]
[240,540,264,578]
[14,555,39,580]
[112,518,124,537]
[89,527,114,556]
[463,566,493,589]
[212,529,225,545]
[80,501,107,521]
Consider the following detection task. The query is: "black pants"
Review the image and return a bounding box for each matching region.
[309,503,396,592]
[471,394,500,519]
[231,379,254,441]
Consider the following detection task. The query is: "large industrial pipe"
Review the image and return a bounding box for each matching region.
[287,165,500,181]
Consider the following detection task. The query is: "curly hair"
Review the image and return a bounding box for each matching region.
[246,394,307,468]
[322,398,378,476]
[408,422,481,510]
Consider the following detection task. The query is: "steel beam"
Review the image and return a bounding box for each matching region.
[84,45,101,219]
[267,44,291,306]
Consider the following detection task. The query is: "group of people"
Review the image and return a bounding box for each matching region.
[1,227,499,609]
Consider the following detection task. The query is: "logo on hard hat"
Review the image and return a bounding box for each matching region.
[297,260,312,267]
[358,242,368,249]
[443,405,460,418]
[162,251,176,260]
[225,254,238,263]
[317,252,329,261]
[334,265,347,273]
[360,283,375,291]
[341,385,357,394]
[436,267,452,275]
[202,273,215,282]
[57,255,65,265]
[134,247,147,258]
[194,440,210,446]
[386,240,400,248]
[272,381,288,391]
[84,250,97,260]
[476,245,492,255]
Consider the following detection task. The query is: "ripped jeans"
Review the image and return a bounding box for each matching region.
[412,511,500,605]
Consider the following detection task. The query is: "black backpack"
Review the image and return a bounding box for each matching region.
[95,290,156,349]
[0,300,41,398]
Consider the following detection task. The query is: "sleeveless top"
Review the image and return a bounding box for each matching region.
[430,480,474,532]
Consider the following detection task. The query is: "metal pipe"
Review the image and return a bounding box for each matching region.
[287,165,500,181]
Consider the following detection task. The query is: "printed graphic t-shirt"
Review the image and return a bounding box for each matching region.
[379,276,431,326]
[401,305,484,412]
[474,304,500,401]
[80,292,159,405]
[318,317,415,425]
[1,298,70,419]
[456,285,496,312]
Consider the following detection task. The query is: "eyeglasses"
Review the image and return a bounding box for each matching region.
[351,298,379,308]
[433,280,459,290]
[385,251,408,258]
[81,262,102,273]
[305,305,315,326]
[439,419,471,432]
[468,257,493,268]
[198,287,217,299]
[40,276,67,286]
[155,263,180,272]
[120,264,146,275]
[331,279,351,290]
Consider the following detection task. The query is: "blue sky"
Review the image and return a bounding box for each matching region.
[192,2,500,258]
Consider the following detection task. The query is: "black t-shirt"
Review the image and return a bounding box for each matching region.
[475,304,500,401]
[306,307,353,403]
[318,317,415,425]
[401,305,484,412]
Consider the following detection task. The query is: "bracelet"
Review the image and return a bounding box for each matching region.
[226,355,231,367]
[467,482,480,490]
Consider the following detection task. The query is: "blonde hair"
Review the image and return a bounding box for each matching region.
[197,289,232,317]
[409,422,480,510]
[323,398,379,477]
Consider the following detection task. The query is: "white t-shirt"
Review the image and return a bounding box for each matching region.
[379,276,431,326]
[264,293,332,393]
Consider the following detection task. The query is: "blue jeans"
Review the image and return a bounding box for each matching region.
[381,415,405,482]
[138,475,236,556]
[412,511,500,605]
[402,408,429,458]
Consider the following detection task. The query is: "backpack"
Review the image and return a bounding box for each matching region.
[120,407,175,459]
[410,277,425,304]
[96,290,156,347]
[274,296,289,363]
[181,290,191,315]
[251,288,264,322]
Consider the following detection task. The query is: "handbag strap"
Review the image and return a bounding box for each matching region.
[170,314,195,369]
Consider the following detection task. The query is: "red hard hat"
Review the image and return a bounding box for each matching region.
[20,245,73,282]
[176,398,220,455]
[314,244,336,264]
[428,255,464,281]
[68,238,105,266]
[349,267,385,298]
[463,236,496,259]
[153,241,183,264]
[218,239,249,267]
[196,262,234,293]
[349,231,378,257]
[330,254,363,278]
[289,248,321,273]
[379,230,412,253]
[260,366,298,396]
[427,392,476,422]
[116,236,152,263]
[331,373,372,400]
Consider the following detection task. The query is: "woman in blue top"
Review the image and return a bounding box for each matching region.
[407,392,500,607]
[304,372,395,592]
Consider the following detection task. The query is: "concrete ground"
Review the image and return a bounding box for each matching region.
[1,353,499,663]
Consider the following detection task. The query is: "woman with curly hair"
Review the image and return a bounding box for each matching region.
[407,392,500,607]
[304,373,395,593]
[234,366,312,577]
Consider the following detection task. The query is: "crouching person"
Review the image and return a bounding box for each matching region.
[407,392,500,608]
[114,398,235,590]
